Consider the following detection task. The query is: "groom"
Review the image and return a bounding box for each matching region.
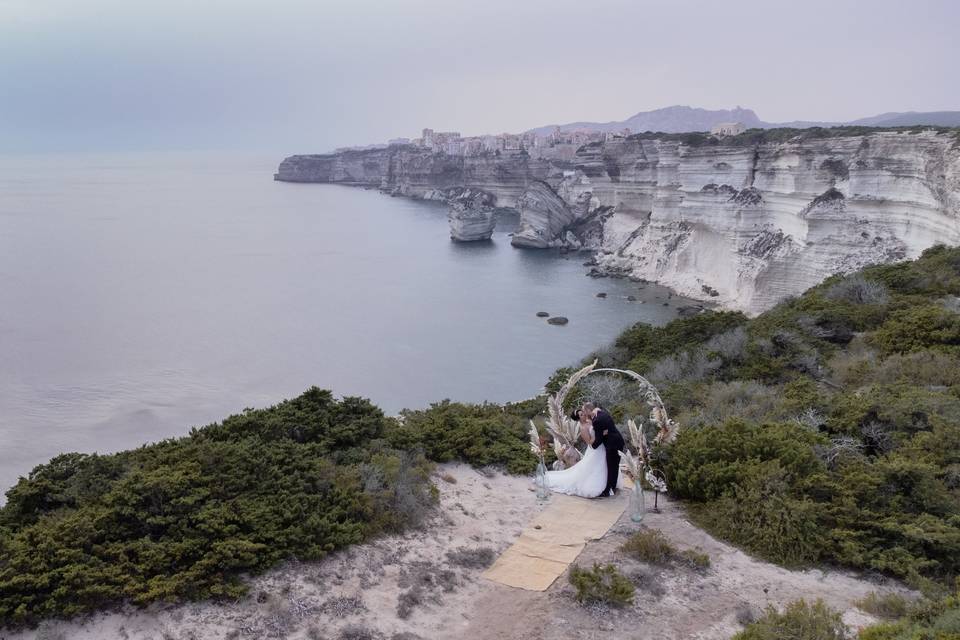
[583,402,625,497]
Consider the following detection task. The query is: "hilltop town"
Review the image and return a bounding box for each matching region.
[337,126,633,161]
[337,121,749,161]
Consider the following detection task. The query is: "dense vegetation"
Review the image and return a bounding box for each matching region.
[5,246,960,631]
[387,399,541,475]
[643,247,960,589]
[384,246,960,601]
[548,247,960,591]
[625,125,960,148]
[0,390,436,626]
[859,582,960,639]
[735,586,960,640]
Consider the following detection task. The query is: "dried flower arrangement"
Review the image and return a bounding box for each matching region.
[532,361,677,498]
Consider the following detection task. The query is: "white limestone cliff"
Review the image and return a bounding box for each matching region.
[587,132,960,312]
[276,130,960,314]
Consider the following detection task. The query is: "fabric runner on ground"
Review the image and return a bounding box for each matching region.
[482,489,629,591]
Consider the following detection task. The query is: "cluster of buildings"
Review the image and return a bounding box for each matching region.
[379,127,635,158]
[409,128,534,155]
[710,122,746,136]
[334,122,745,156]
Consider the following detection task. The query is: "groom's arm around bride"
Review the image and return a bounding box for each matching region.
[589,406,615,450]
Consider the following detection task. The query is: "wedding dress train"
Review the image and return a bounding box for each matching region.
[544,433,617,498]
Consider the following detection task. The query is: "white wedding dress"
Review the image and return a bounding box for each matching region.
[544,427,617,498]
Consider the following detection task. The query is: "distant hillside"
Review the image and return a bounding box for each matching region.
[527,104,960,134]
[527,105,765,136]
[851,110,960,127]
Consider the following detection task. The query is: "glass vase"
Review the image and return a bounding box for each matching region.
[535,460,550,501]
[629,481,645,523]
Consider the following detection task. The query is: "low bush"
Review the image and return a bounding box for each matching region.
[691,462,826,567]
[856,592,913,619]
[388,401,537,475]
[869,305,960,356]
[676,549,711,571]
[732,599,847,640]
[664,420,825,502]
[859,583,960,639]
[445,547,495,569]
[620,529,710,571]
[833,348,960,389]
[615,311,748,373]
[568,563,635,606]
[394,560,456,619]
[396,586,425,620]
[676,381,784,428]
[824,274,890,306]
[663,417,960,579]
[620,529,677,564]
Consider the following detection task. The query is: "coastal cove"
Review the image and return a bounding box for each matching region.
[0,152,694,498]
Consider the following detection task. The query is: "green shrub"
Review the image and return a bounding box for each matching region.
[834,348,960,388]
[615,311,748,373]
[859,583,960,639]
[856,592,913,619]
[620,529,710,571]
[866,244,960,298]
[824,274,890,306]
[387,401,536,474]
[676,549,711,571]
[620,529,676,564]
[733,599,847,640]
[663,420,825,502]
[869,305,960,356]
[691,461,826,567]
[445,547,495,569]
[568,563,635,607]
[675,381,783,429]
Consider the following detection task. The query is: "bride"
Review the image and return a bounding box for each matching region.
[544,409,615,498]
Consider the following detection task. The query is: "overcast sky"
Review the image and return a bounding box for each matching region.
[1,0,957,153]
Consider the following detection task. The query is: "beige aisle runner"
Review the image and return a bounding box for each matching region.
[482,490,628,591]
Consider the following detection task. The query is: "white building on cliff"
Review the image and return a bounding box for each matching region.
[711,122,746,136]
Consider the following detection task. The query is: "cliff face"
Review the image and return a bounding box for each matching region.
[275,131,960,314]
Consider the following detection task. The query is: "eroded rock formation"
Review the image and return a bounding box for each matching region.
[447,188,497,241]
[276,131,960,314]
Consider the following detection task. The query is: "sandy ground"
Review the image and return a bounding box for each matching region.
[4,464,910,640]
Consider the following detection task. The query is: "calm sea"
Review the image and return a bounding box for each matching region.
[0,151,688,496]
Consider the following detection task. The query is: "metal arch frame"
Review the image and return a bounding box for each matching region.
[545,361,679,454]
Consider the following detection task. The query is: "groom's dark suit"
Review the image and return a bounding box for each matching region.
[590,409,625,496]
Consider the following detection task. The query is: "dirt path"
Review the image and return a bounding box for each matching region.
[466,494,909,640]
[5,464,909,640]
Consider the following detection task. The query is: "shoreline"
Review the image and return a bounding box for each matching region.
[0,174,701,501]
[282,179,721,315]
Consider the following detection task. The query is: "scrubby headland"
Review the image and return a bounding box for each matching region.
[3,246,960,637]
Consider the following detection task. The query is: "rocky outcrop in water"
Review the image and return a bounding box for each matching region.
[512,181,574,248]
[447,188,497,241]
[276,130,960,314]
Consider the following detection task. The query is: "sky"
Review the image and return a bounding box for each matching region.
[1,0,957,153]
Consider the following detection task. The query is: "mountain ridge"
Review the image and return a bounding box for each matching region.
[526,104,960,135]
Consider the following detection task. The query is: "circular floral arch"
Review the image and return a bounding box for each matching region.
[529,360,677,490]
